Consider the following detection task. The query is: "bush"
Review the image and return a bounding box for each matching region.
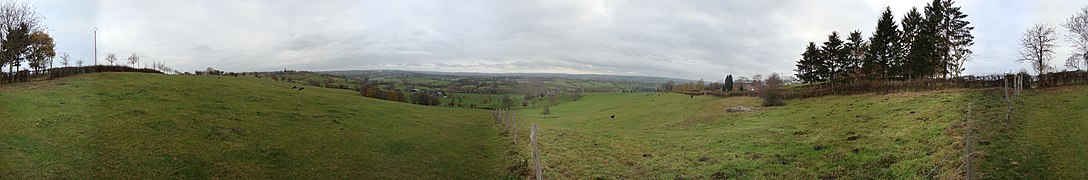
[759,73,785,107]
[409,92,441,106]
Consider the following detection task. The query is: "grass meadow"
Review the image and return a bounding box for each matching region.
[0,73,507,179]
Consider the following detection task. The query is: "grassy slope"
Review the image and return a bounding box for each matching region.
[0,73,505,179]
[973,85,1088,179]
[511,92,969,179]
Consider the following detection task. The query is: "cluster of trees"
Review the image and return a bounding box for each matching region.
[1019,6,1088,74]
[194,67,224,75]
[0,1,57,83]
[665,79,733,92]
[359,84,443,106]
[359,85,406,102]
[408,92,440,106]
[101,53,145,67]
[662,74,771,92]
[757,73,786,106]
[795,0,974,83]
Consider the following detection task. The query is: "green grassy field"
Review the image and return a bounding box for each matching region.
[972,85,1088,179]
[0,73,507,179]
[4,72,1085,179]
[509,92,971,179]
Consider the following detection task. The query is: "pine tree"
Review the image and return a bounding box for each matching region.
[940,0,974,78]
[845,30,868,80]
[913,0,957,79]
[724,75,734,91]
[795,42,824,83]
[902,7,932,79]
[865,7,901,80]
[823,32,847,81]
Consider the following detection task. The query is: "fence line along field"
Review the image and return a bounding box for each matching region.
[508,92,971,179]
[0,72,507,179]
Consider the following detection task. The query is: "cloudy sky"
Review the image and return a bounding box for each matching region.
[32,0,1088,80]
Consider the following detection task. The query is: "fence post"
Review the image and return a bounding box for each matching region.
[513,111,518,145]
[1004,77,1011,124]
[531,124,543,180]
[1017,74,1022,96]
[964,103,974,180]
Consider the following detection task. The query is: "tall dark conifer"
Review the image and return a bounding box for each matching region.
[845,30,867,80]
[795,42,824,83]
[940,0,974,78]
[824,32,847,81]
[918,0,947,79]
[865,7,900,80]
[903,7,932,79]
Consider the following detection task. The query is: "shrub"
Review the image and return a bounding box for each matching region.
[409,92,441,106]
[759,73,785,107]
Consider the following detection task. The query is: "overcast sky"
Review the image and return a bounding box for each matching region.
[32,0,1088,80]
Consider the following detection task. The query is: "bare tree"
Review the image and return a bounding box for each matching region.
[58,52,69,67]
[0,1,42,33]
[76,58,83,67]
[105,53,117,65]
[127,53,139,67]
[759,73,785,107]
[1019,23,1058,75]
[1065,6,1088,70]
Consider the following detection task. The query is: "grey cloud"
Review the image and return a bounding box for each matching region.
[33,0,1088,80]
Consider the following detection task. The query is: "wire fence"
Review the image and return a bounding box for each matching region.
[681,71,1088,100]
[494,109,545,179]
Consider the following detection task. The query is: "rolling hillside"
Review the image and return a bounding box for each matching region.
[0,73,507,179]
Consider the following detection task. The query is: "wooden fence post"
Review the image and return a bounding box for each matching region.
[531,124,543,180]
[964,103,974,180]
[1017,74,1022,96]
[1004,77,1011,124]
[513,111,518,145]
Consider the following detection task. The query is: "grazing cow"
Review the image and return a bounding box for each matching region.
[291,86,298,90]
[298,87,305,91]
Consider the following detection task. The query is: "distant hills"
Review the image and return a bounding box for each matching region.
[320,70,694,84]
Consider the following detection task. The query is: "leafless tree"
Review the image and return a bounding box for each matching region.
[106,53,117,65]
[58,52,69,67]
[1064,6,1088,70]
[0,1,41,33]
[127,53,139,67]
[759,73,785,107]
[1019,23,1058,75]
[76,58,83,67]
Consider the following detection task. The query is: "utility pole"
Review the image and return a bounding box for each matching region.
[93,27,98,65]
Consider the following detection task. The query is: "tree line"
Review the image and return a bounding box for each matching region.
[795,0,974,83]
[0,1,178,83]
[0,1,56,83]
